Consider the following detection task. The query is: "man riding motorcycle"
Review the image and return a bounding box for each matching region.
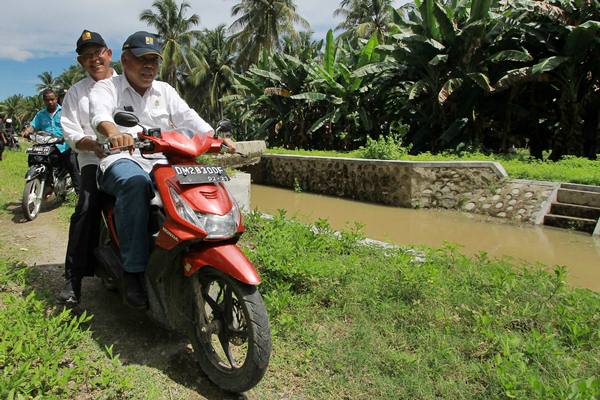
[89,31,235,308]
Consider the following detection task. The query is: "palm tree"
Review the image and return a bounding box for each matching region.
[0,94,43,130]
[139,0,202,88]
[228,0,310,69]
[36,71,60,93]
[334,0,394,42]
[57,65,86,91]
[0,95,25,128]
[20,95,44,126]
[184,25,237,122]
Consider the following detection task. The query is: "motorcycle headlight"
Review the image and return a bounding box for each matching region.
[169,187,241,239]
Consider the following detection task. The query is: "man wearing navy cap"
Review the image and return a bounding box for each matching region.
[59,30,117,305]
[89,31,235,309]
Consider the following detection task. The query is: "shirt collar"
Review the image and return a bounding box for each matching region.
[45,104,62,115]
[121,74,160,98]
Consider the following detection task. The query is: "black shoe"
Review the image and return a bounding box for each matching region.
[58,280,80,305]
[122,272,148,310]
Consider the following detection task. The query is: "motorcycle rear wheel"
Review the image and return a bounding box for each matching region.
[190,267,271,393]
[22,178,44,221]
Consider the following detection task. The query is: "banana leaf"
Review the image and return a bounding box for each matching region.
[429,54,448,66]
[309,112,335,133]
[351,34,379,92]
[433,1,457,44]
[531,56,568,75]
[352,62,397,78]
[467,73,493,92]
[409,80,430,99]
[249,68,282,82]
[290,92,328,101]
[488,49,532,63]
[324,29,335,77]
[494,67,532,91]
[438,78,464,104]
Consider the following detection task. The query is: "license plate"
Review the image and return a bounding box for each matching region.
[173,165,230,184]
[26,146,51,155]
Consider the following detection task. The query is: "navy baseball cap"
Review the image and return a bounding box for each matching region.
[122,31,162,58]
[76,30,107,54]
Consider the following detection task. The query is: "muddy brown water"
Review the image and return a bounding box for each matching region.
[251,185,600,292]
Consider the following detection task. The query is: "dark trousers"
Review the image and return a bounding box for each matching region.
[64,165,102,283]
[60,149,81,195]
[0,139,4,160]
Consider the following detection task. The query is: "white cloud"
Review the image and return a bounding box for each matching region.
[0,0,405,61]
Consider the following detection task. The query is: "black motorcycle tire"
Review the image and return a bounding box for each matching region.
[22,178,44,221]
[190,267,271,393]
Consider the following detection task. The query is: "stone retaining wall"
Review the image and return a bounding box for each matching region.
[244,154,559,224]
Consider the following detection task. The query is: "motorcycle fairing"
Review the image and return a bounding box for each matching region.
[141,129,221,160]
[152,163,245,241]
[183,244,261,285]
[24,165,46,181]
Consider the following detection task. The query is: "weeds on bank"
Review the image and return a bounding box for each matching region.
[243,211,600,399]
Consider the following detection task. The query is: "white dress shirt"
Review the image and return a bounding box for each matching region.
[89,74,213,173]
[61,71,118,168]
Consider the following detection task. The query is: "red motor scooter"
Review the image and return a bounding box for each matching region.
[94,112,271,393]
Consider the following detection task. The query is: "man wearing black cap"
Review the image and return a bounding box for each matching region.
[89,31,235,309]
[59,30,117,305]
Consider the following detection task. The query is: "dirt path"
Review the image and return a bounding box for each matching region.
[0,201,247,400]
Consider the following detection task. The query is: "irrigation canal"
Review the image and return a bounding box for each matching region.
[251,184,600,291]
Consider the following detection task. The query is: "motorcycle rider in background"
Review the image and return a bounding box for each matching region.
[23,88,81,195]
[89,31,236,308]
[59,30,116,305]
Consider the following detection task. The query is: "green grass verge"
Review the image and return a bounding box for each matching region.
[267,147,600,186]
[244,211,600,399]
[0,260,133,399]
[0,149,28,214]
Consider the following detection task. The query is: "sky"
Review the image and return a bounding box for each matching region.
[0,0,404,100]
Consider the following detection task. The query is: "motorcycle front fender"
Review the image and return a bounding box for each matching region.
[24,165,46,181]
[183,244,261,285]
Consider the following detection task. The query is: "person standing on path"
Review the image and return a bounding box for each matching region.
[59,30,116,304]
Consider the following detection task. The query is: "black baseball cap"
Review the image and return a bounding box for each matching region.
[122,31,162,58]
[76,30,107,54]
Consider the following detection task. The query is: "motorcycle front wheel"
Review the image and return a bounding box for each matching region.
[22,178,44,220]
[190,267,272,393]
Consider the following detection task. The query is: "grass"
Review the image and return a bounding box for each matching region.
[0,260,132,399]
[0,149,28,214]
[1,145,599,398]
[244,211,600,399]
[267,147,600,186]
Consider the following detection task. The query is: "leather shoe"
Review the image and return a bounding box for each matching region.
[122,272,148,310]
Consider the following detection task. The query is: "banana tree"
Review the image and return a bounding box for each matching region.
[291,29,379,149]
[364,0,510,152]
[494,0,600,159]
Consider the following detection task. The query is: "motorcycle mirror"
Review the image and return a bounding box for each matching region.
[114,112,140,128]
[217,119,232,133]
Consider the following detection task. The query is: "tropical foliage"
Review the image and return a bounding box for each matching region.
[140,0,202,89]
[2,0,600,159]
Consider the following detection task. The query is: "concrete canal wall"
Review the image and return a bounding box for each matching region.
[243,154,560,225]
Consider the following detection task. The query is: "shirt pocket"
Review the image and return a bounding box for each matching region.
[148,108,172,129]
